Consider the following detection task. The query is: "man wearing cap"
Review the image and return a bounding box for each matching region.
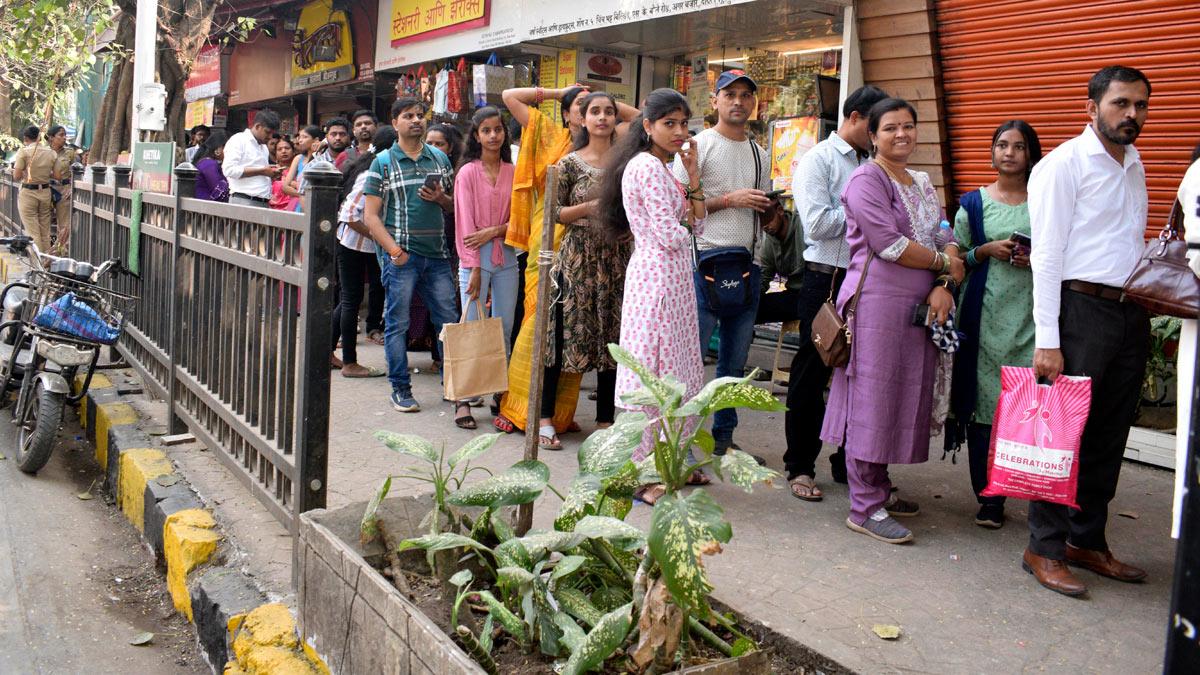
[673,70,783,463]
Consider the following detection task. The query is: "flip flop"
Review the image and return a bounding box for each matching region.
[538,424,563,451]
[330,354,343,370]
[366,329,385,346]
[341,364,385,378]
[789,475,824,502]
[635,483,667,505]
[686,470,711,486]
[493,415,515,434]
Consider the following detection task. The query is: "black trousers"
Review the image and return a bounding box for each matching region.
[1027,289,1149,559]
[782,268,846,480]
[331,244,385,364]
[755,287,802,324]
[539,291,616,424]
[967,422,1005,507]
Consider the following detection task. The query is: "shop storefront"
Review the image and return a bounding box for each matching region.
[372,0,856,187]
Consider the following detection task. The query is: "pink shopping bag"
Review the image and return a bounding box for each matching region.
[981,366,1092,508]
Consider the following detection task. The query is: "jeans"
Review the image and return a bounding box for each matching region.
[1027,289,1148,559]
[967,422,1005,507]
[457,263,519,357]
[697,265,762,446]
[331,244,384,364]
[378,252,460,393]
[783,268,845,479]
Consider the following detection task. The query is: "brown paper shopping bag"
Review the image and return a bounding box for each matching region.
[441,300,508,401]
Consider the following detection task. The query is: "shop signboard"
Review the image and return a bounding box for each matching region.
[769,116,820,191]
[685,52,710,130]
[524,0,754,41]
[290,0,357,91]
[131,142,176,194]
[390,0,490,47]
[537,53,559,120]
[185,98,215,129]
[577,51,633,103]
[185,45,222,102]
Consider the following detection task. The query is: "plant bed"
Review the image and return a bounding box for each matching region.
[300,346,850,674]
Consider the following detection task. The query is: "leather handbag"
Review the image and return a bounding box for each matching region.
[811,253,873,368]
[1122,200,1199,318]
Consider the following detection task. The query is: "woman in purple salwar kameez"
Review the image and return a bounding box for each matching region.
[820,98,964,544]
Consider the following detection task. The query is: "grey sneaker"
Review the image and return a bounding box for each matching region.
[846,510,913,544]
[884,493,920,517]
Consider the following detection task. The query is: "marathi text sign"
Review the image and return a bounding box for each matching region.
[390,0,490,47]
[185,45,221,102]
[525,0,753,40]
[132,142,175,194]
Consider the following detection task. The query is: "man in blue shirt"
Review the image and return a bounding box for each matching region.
[363,97,456,412]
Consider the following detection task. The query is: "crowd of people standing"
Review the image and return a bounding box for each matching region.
[107,60,1182,600]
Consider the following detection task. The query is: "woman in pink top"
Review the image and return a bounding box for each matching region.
[452,106,518,429]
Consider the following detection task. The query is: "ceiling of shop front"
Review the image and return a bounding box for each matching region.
[517,0,849,59]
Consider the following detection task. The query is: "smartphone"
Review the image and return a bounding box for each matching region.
[1009,232,1032,249]
[911,303,931,327]
[423,173,442,191]
[764,189,787,201]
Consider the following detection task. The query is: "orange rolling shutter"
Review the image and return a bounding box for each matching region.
[934,0,1200,235]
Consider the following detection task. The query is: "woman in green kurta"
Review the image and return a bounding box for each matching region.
[951,120,1043,530]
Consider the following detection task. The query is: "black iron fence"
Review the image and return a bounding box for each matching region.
[0,162,340,532]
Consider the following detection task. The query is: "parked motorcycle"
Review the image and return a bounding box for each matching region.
[0,235,135,473]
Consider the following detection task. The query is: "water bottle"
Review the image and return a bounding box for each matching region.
[935,219,954,249]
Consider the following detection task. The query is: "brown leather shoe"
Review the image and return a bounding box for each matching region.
[1022,548,1087,597]
[1065,545,1147,583]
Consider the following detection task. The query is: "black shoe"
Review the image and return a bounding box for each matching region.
[974,504,1005,529]
[714,442,767,466]
[829,451,848,484]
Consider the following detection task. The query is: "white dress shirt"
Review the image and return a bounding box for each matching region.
[792,132,862,268]
[1028,124,1148,349]
[221,129,272,199]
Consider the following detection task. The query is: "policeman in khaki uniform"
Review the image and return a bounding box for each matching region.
[47,125,77,250]
[13,125,58,252]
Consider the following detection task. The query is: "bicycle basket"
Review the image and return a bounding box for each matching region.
[27,271,135,345]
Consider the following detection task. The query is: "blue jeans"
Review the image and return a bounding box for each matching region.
[378,252,459,393]
[457,243,519,356]
[697,266,762,446]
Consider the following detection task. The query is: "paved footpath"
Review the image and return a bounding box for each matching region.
[138,338,1177,674]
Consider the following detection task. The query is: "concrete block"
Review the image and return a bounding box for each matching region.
[116,448,174,533]
[161,432,195,445]
[164,509,221,621]
[145,491,204,565]
[299,545,354,664]
[91,401,139,469]
[104,424,152,495]
[191,567,265,670]
[228,603,327,674]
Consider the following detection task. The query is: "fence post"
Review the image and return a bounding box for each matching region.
[69,164,84,258]
[89,165,106,264]
[295,160,340,517]
[111,166,132,268]
[112,165,132,189]
[167,163,197,435]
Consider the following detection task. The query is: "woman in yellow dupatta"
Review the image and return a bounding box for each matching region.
[496,85,638,435]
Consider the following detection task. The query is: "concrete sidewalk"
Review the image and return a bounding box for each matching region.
[149,337,1177,673]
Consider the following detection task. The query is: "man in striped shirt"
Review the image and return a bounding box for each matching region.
[363,97,456,413]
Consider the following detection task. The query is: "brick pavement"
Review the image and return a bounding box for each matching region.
[138,337,1177,673]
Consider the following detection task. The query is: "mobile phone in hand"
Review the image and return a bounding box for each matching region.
[764,189,787,201]
[911,303,931,327]
[423,173,442,191]
[1009,232,1032,249]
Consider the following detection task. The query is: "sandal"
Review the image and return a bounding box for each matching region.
[686,470,711,486]
[454,404,477,430]
[330,354,343,370]
[366,329,385,346]
[538,424,563,451]
[635,483,667,505]
[789,475,824,502]
[493,415,515,434]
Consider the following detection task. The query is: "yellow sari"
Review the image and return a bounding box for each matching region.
[500,108,580,433]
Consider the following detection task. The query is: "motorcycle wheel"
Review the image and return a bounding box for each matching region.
[15,380,63,474]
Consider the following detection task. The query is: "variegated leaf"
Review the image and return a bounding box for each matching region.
[556,587,604,627]
[647,491,732,617]
[561,602,633,675]
[475,590,526,643]
[449,568,473,587]
[578,414,646,478]
[517,530,586,560]
[600,460,640,499]
[359,476,392,546]
[573,516,646,550]
[636,455,662,485]
[551,555,587,581]
[448,459,549,508]
[494,538,532,570]
[618,386,660,408]
[676,375,786,417]
[491,510,515,543]
[497,566,536,586]
[374,430,438,463]
[598,496,633,522]
[720,449,780,492]
[554,474,602,532]
[448,432,503,468]
[554,611,586,654]
[691,428,716,458]
[397,532,491,554]
[608,344,676,406]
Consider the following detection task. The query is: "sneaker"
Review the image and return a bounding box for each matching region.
[846,510,913,544]
[884,493,920,517]
[974,504,1005,529]
[390,390,421,413]
[713,442,767,466]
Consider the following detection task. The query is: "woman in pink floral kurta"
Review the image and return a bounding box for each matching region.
[598,90,705,488]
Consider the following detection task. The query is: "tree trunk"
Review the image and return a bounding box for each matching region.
[0,80,10,138]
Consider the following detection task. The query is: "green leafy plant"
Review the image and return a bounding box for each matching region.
[1143,315,1182,405]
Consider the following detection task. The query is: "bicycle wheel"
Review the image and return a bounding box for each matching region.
[15,380,63,474]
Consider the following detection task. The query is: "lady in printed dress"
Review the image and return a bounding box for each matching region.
[597,88,705,505]
[819,98,965,544]
[537,91,632,450]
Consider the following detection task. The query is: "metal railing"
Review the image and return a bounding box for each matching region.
[1,162,340,531]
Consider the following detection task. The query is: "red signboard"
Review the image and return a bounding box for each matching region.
[185,45,222,102]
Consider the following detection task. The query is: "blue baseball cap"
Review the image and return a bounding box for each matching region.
[714,69,757,94]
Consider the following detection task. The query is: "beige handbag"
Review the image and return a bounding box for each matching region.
[441,299,509,401]
[811,254,873,368]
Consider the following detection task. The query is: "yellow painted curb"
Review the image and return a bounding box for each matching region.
[117,449,174,532]
[164,509,220,622]
[75,371,113,392]
[93,401,138,469]
[226,603,328,675]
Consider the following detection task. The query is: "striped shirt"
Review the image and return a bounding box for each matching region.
[337,171,375,253]
[363,143,453,259]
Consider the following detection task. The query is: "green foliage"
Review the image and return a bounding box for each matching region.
[448,459,549,508]
[359,476,391,547]
[1143,315,1182,404]
[561,603,633,675]
[647,491,732,618]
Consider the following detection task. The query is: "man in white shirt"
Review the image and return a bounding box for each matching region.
[222,110,283,207]
[1025,65,1152,597]
[673,70,782,463]
[782,85,887,501]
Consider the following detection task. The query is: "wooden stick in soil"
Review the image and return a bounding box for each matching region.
[376,520,414,599]
[517,166,560,536]
[455,626,500,675]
